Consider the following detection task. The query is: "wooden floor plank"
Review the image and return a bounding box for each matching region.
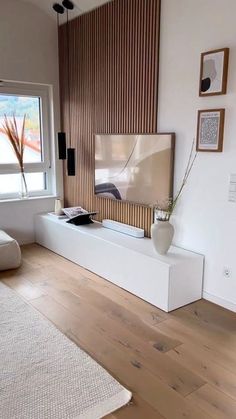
[182,299,236,333]
[105,395,165,418]
[2,276,46,301]
[0,259,34,280]
[168,345,236,400]
[171,307,236,349]
[156,318,236,375]
[187,384,236,419]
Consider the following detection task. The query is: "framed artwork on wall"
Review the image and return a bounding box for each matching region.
[196,109,225,152]
[199,48,229,96]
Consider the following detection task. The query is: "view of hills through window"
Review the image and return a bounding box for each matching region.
[0,94,45,195]
[0,94,42,164]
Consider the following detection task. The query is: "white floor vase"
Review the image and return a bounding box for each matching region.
[151,220,174,255]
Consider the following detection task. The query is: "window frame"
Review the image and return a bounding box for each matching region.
[0,81,53,200]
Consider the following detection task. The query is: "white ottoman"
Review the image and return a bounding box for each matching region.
[0,230,21,271]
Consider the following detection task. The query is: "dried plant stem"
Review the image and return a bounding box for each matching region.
[183,137,195,183]
[154,138,198,220]
[0,115,26,169]
[171,148,197,214]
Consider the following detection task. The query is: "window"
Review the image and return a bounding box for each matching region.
[0,81,53,199]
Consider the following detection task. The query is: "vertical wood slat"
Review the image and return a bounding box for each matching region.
[59,0,160,237]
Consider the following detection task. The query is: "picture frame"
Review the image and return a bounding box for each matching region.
[199,47,229,96]
[196,109,225,152]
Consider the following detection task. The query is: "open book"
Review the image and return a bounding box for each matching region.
[63,207,98,225]
[49,206,88,220]
[62,206,88,219]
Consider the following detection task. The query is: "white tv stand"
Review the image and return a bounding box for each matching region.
[35,214,204,312]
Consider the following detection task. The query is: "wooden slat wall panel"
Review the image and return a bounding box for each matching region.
[59,0,160,236]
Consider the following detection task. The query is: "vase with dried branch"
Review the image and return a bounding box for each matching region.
[151,138,197,255]
[0,115,29,198]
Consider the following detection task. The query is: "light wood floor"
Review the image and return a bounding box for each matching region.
[1,244,236,419]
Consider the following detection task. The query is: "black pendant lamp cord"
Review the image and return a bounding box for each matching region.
[66,8,72,148]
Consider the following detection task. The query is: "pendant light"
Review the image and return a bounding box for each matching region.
[53,3,67,161]
[53,3,64,14]
[63,0,76,176]
[53,1,76,176]
[62,0,74,10]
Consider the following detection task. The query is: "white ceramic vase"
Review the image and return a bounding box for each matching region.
[151,220,174,255]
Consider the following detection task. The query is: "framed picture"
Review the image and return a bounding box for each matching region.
[199,48,229,96]
[196,109,225,152]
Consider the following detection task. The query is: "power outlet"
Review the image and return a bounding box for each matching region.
[223,267,231,278]
[229,174,236,202]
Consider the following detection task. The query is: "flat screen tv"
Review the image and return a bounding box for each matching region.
[94,133,175,206]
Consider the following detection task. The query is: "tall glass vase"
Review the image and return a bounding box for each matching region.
[19,170,29,199]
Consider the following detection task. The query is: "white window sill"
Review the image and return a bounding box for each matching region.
[0,195,57,204]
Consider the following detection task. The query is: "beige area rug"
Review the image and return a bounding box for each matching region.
[0,282,131,418]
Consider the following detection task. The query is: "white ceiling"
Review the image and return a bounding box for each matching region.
[22,0,112,23]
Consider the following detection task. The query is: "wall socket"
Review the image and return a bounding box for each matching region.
[228,174,236,202]
[223,267,231,278]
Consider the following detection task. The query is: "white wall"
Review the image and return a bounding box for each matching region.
[0,198,56,244]
[0,0,62,244]
[158,0,236,311]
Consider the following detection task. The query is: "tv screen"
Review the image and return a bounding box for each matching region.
[94,134,175,206]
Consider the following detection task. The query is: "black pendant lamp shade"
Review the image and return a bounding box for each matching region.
[58,132,67,160]
[67,148,75,176]
[62,0,74,10]
[53,3,65,14]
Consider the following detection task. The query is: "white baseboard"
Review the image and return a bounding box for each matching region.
[203,291,236,313]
